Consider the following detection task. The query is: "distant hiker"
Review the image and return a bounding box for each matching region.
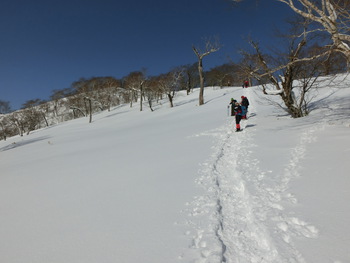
[228,98,237,116]
[243,80,249,88]
[234,102,243,132]
[241,96,249,119]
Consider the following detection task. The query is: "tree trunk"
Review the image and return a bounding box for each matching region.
[42,112,49,127]
[88,99,92,123]
[198,58,205,105]
[0,122,6,141]
[192,42,220,105]
[167,93,174,108]
[187,73,191,95]
[148,98,154,112]
[140,83,143,112]
[130,90,133,108]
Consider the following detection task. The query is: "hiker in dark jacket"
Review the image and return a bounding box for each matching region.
[241,96,249,119]
[241,96,249,111]
[228,98,237,116]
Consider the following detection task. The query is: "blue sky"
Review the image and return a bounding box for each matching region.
[0,0,293,110]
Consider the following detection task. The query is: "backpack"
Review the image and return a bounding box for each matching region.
[242,97,249,106]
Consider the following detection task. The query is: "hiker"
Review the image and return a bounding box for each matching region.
[228,98,237,116]
[241,96,249,111]
[243,80,249,88]
[241,104,247,119]
[241,96,249,119]
[234,102,243,132]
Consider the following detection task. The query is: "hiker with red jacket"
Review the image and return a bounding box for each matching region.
[243,80,249,88]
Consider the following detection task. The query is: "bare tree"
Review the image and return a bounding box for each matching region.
[71,78,92,117]
[8,112,25,136]
[143,77,157,112]
[50,88,75,118]
[205,63,241,87]
[232,0,350,62]
[178,63,199,95]
[157,68,184,108]
[123,71,146,111]
[99,77,122,111]
[70,78,102,123]
[192,39,221,105]
[0,100,11,114]
[303,42,347,74]
[0,102,12,139]
[0,115,10,141]
[279,0,350,61]
[245,26,323,118]
[21,99,48,134]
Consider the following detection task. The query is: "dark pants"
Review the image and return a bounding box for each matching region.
[235,114,242,130]
[235,114,242,124]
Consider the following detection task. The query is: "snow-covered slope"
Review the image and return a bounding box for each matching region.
[1,76,349,263]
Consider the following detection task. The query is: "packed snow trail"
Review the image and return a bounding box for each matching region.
[184,88,319,263]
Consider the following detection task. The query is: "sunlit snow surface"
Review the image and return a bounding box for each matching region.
[1,75,349,263]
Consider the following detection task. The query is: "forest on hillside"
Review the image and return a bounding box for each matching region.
[1,0,350,140]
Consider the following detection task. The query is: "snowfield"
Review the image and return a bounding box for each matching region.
[1,75,349,263]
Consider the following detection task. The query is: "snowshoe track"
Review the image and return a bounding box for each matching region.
[182,92,319,263]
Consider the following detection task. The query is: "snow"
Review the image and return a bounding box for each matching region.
[265,89,283,95]
[1,75,350,263]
